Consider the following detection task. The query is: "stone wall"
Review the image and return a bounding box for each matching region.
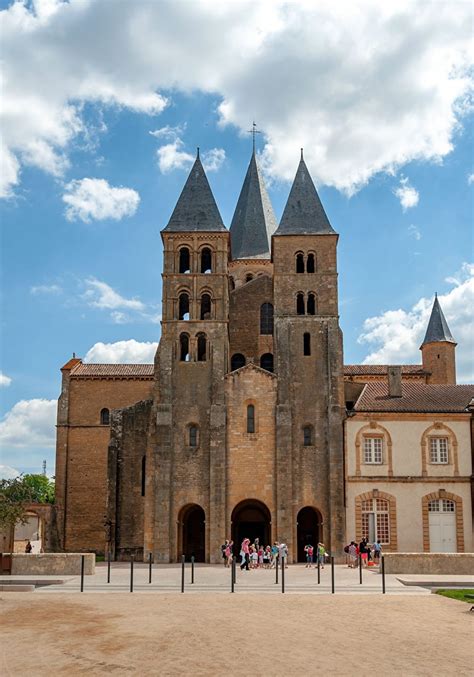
[383,552,474,575]
[10,553,95,575]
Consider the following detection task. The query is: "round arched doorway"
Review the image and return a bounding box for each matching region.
[178,504,205,562]
[231,500,271,556]
[296,506,322,563]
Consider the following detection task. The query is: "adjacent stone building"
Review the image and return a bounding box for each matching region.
[55,149,474,562]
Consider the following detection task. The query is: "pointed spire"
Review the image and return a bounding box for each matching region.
[163,155,225,232]
[229,151,277,259]
[421,296,456,347]
[275,156,335,235]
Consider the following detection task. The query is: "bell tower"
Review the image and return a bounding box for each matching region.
[149,151,230,562]
[272,151,345,556]
[421,295,457,384]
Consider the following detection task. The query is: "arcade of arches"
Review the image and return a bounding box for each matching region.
[177,501,323,562]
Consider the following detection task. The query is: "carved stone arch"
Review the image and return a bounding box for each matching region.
[422,490,464,552]
[355,422,393,476]
[355,490,397,550]
[421,422,459,477]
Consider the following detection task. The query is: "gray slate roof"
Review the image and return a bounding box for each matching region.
[275,157,335,235]
[230,152,277,259]
[421,296,456,347]
[162,155,226,232]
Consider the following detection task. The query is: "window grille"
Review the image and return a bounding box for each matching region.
[364,437,383,464]
[430,437,448,464]
[428,499,455,513]
[361,497,390,544]
[260,303,274,335]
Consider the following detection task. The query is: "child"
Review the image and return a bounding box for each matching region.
[251,546,258,569]
[258,546,264,568]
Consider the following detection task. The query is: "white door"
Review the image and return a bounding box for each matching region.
[429,510,456,552]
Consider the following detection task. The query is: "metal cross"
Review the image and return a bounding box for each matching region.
[248,122,261,152]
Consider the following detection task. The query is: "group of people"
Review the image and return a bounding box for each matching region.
[344,538,382,567]
[303,542,327,567]
[221,539,289,570]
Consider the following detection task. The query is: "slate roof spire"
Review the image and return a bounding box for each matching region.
[229,151,277,259]
[275,154,335,235]
[421,294,456,347]
[163,151,226,232]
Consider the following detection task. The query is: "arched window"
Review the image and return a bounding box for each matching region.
[179,247,191,274]
[200,247,212,273]
[197,333,207,361]
[247,404,255,433]
[303,425,313,446]
[361,498,390,544]
[141,456,146,497]
[260,353,274,372]
[200,293,211,320]
[189,424,199,447]
[178,292,190,320]
[307,293,316,315]
[296,252,305,273]
[306,253,315,273]
[179,333,190,361]
[296,293,305,315]
[260,302,274,335]
[100,408,110,425]
[231,353,246,371]
[245,273,253,283]
[303,332,311,356]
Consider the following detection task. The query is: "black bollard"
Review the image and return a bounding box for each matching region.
[107,550,111,584]
[359,554,363,584]
[231,557,235,593]
[382,555,386,594]
[317,555,320,584]
[191,555,195,584]
[331,556,335,594]
[148,552,153,584]
[130,554,134,593]
[181,554,185,593]
[275,556,279,584]
[80,554,85,592]
[281,556,285,594]
[232,556,236,585]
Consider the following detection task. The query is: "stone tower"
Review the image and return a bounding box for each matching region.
[272,152,346,556]
[421,295,457,384]
[150,152,230,562]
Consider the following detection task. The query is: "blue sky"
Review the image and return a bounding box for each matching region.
[0,0,473,477]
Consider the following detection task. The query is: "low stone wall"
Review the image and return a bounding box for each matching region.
[383,553,474,575]
[8,553,95,576]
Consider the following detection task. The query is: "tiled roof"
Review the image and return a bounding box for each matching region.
[230,152,277,259]
[162,155,226,232]
[71,363,154,378]
[354,382,474,413]
[275,155,335,236]
[344,365,425,376]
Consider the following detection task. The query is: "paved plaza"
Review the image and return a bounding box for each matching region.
[3,562,473,594]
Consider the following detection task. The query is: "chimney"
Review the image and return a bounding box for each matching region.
[388,366,402,397]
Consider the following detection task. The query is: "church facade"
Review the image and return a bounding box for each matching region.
[54,150,474,562]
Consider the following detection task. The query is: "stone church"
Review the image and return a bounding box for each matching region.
[55,149,474,562]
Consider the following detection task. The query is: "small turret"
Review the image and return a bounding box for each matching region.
[420,295,457,384]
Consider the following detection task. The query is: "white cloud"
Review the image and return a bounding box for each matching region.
[84,339,158,363]
[63,178,140,223]
[157,139,195,173]
[83,277,145,312]
[0,464,21,479]
[1,1,472,197]
[407,224,422,241]
[202,148,226,172]
[0,371,12,387]
[0,399,57,448]
[30,284,62,295]
[468,173,474,185]
[149,124,186,140]
[358,262,474,382]
[394,177,419,211]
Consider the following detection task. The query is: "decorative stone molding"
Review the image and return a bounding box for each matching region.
[421,422,459,477]
[354,490,397,551]
[355,423,393,477]
[422,490,464,552]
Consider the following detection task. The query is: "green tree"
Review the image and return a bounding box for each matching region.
[0,474,55,535]
[22,474,55,504]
